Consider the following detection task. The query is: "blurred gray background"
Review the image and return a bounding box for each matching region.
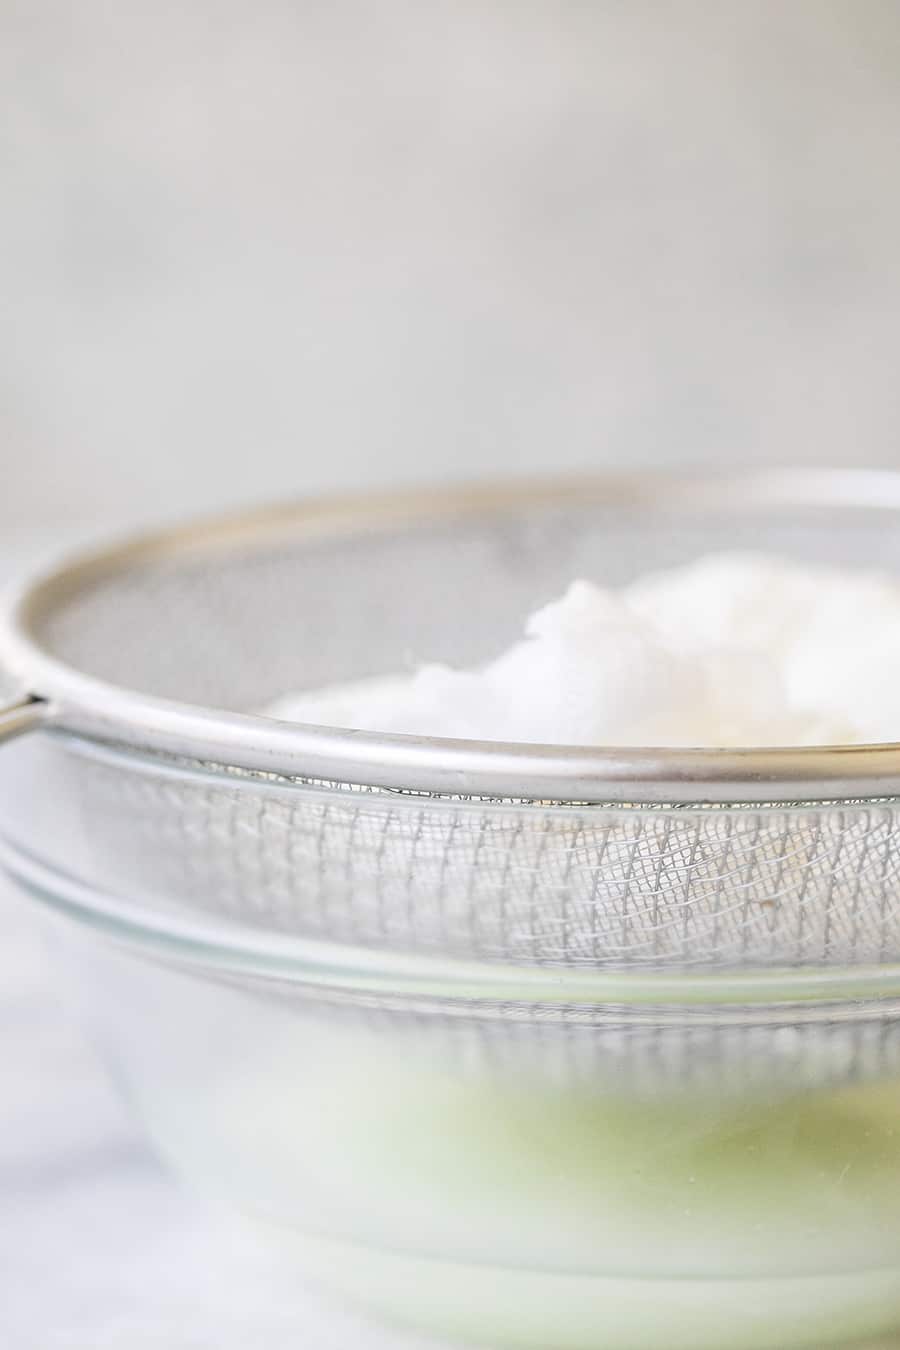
[4,0,900,532]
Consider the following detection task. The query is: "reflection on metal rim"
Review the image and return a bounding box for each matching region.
[5,468,900,802]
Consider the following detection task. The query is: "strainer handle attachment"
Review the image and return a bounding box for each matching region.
[0,695,48,745]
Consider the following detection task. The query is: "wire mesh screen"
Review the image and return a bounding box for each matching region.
[54,744,900,969]
[9,485,900,973]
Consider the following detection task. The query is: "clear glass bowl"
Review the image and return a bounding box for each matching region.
[4,729,900,1350]
[6,474,900,1347]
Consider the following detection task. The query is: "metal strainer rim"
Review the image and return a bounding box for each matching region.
[5,467,900,805]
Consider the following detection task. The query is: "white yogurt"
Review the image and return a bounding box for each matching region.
[266,553,900,746]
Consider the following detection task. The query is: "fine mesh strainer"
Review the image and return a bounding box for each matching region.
[4,469,900,981]
[10,470,900,1350]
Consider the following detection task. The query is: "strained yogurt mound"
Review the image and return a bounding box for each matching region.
[266,553,900,746]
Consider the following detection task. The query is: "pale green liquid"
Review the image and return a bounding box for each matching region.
[135,1027,900,1350]
[73,939,900,1350]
